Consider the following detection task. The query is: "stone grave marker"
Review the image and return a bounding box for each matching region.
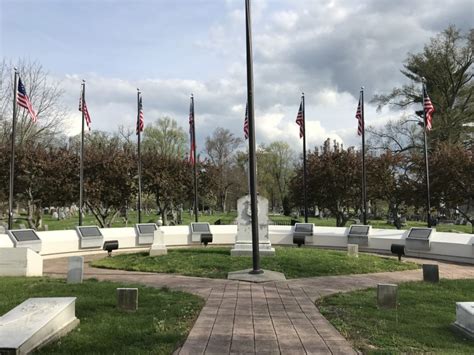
[0,297,79,354]
[67,256,84,284]
[117,288,138,311]
[423,264,439,283]
[452,302,474,340]
[347,244,359,257]
[377,284,398,309]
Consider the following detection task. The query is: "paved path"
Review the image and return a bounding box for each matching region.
[44,256,474,355]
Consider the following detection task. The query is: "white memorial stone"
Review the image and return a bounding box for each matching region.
[231,195,275,256]
[149,229,167,256]
[347,244,359,257]
[0,297,79,354]
[0,247,43,277]
[67,256,84,284]
[453,302,474,340]
[52,211,59,219]
[0,225,5,234]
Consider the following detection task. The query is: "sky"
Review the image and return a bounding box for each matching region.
[1,0,473,152]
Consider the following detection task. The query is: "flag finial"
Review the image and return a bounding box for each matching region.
[361,86,364,90]
[421,77,426,83]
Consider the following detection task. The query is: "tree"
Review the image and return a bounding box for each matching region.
[430,142,474,232]
[204,128,242,212]
[291,139,361,226]
[142,117,187,159]
[257,141,295,212]
[0,59,67,146]
[372,26,473,147]
[83,132,135,227]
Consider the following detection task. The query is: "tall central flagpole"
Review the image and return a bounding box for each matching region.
[191,94,198,223]
[137,89,142,224]
[361,87,367,225]
[79,80,85,226]
[421,79,432,228]
[245,0,261,274]
[302,93,308,223]
[8,69,19,230]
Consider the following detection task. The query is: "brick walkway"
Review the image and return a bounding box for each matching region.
[44,255,474,355]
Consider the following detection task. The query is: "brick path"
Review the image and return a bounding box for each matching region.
[44,255,474,355]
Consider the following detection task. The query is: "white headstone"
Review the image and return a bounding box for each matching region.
[231,195,275,256]
[347,244,359,257]
[0,225,5,234]
[149,229,167,256]
[52,211,59,219]
[67,256,84,284]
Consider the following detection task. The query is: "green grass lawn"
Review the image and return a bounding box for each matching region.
[0,277,203,354]
[91,247,419,279]
[317,279,474,354]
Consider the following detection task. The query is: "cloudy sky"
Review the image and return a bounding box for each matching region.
[1,0,472,152]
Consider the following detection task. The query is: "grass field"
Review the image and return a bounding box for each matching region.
[0,277,203,354]
[91,247,419,279]
[8,210,472,234]
[317,279,474,354]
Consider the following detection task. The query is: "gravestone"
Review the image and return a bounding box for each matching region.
[452,302,474,340]
[231,195,275,256]
[149,229,167,256]
[67,256,84,284]
[0,297,79,354]
[0,225,5,234]
[377,284,397,309]
[423,264,439,283]
[0,247,43,276]
[44,224,48,231]
[117,288,138,311]
[52,211,59,219]
[347,244,359,257]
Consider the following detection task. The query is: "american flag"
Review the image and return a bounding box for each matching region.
[296,100,304,138]
[136,96,144,135]
[189,95,195,165]
[355,94,363,136]
[243,103,249,140]
[17,77,37,123]
[79,88,91,131]
[423,85,435,131]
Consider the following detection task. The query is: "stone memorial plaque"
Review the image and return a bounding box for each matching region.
[135,223,157,245]
[6,229,42,253]
[137,224,157,234]
[294,223,313,234]
[406,227,432,251]
[190,223,212,243]
[75,226,103,249]
[407,227,432,240]
[77,226,102,238]
[191,223,211,233]
[347,225,370,247]
[349,225,370,236]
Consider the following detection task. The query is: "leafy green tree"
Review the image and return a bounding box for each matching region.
[142,117,187,159]
[204,128,242,212]
[372,26,473,146]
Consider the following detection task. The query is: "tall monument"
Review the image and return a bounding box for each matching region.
[231,195,275,256]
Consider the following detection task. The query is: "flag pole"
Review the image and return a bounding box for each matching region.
[8,68,19,230]
[421,78,432,228]
[191,94,198,223]
[302,93,308,223]
[79,80,85,226]
[361,87,367,225]
[137,89,142,224]
[245,0,261,274]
